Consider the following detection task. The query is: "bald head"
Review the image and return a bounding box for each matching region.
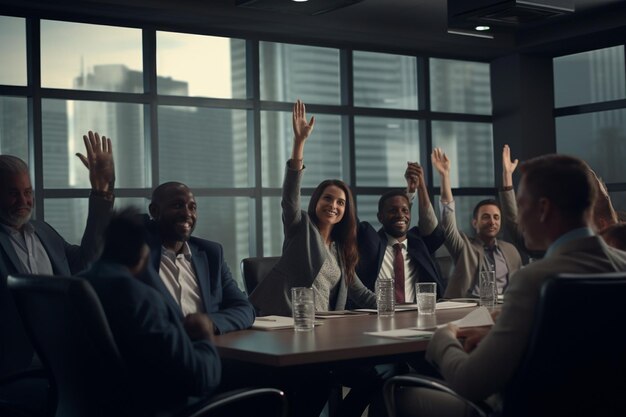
[151,181,190,205]
[149,182,197,252]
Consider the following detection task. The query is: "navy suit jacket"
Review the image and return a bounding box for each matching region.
[0,195,112,374]
[82,261,220,412]
[140,217,255,335]
[356,222,447,299]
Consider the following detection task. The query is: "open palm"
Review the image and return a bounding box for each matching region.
[431,147,450,176]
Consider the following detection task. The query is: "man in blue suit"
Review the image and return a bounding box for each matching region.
[82,208,221,415]
[140,181,255,335]
[357,162,446,302]
[0,131,115,375]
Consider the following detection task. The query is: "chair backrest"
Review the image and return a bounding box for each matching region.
[186,387,287,417]
[240,257,280,294]
[383,375,487,417]
[0,273,35,376]
[8,274,134,417]
[503,272,626,417]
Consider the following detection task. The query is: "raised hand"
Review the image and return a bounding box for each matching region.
[404,162,423,193]
[431,147,450,177]
[292,99,315,144]
[75,131,115,193]
[502,144,518,188]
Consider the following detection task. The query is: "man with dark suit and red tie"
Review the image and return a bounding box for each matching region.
[356,162,447,303]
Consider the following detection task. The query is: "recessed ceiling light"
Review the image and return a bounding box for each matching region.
[475,25,490,31]
[292,0,308,2]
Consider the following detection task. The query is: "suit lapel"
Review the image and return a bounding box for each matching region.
[376,229,388,273]
[0,228,27,274]
[33,225,71,275]
[190,242,212,313]
[141,241,185,319]
[406,235,435,277]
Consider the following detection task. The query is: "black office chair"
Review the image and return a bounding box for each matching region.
[240,256,280,294]
[384,272,626,417]
[0,274,50,417]
[8,274,287,417]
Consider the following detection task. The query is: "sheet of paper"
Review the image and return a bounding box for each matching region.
[352,308,378,313]
[435,301,478,310]
[441,306,494,328]
[251,315,295,330]
[364,328,434,340]
[315,310,371,319]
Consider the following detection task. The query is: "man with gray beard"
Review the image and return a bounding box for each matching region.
[0,131,115,378]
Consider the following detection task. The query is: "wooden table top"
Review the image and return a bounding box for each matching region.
[214,306,477,367]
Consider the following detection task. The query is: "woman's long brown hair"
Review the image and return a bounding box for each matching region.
[308,179,359,285]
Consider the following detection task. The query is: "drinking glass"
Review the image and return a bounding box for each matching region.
[291,287,315,331]
[415,282,437,315]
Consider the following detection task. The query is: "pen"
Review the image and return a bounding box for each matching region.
[256,318,277,322]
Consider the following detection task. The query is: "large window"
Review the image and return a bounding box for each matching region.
[0,14,494,288]
[554,45,626,213]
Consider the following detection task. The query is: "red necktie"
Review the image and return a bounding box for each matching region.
[393,243,406,303]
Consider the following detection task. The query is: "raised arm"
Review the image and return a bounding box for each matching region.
[431,148,452,203]
[405,162,439,238]
[65,131,116,273]
[500,144,523,246]
[289,99,315,171]
[502,144,518,189]
[431,148,465,259]
[76,130,115,198]
[282,100,316,233]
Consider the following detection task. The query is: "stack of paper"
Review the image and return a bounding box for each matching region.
[251,315,295,330]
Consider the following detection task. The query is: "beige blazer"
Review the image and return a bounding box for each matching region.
[440,201,522,298]
[427,235,626,406]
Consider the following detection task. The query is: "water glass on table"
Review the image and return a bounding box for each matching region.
[479,270,497,309]
[376,277,395,317]
[291,287,315,331]
[416,282,437,315]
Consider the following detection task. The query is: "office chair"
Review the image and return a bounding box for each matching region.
[0,274,50,417]
[8,274,287,417]
[240,256,280,294]
[384,272,626,417]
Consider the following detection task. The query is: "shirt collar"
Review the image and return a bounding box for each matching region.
[483,240,500,251]
[385,232,406,250]
[545,227,594,258]
[161,241,192,261]
[0,222,34,236]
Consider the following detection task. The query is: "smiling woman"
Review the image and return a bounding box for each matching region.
[249,100,376,317]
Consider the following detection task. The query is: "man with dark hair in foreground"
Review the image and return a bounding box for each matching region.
[81,208,220,415]
[425,154,626,414]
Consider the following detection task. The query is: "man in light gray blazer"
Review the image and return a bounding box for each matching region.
[425,153,626,414]
[431,148,522,299]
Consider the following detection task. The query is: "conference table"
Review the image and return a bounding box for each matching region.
[215,305,478,368]
[214,305,480,417]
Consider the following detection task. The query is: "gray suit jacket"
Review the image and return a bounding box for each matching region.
[0,195,113,374]
[249,165,376,317]
[426,235,626,406]
[440,201,522,298]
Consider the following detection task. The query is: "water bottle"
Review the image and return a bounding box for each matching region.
[376,277,395,317]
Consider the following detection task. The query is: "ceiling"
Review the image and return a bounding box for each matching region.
[2,0,626,60]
